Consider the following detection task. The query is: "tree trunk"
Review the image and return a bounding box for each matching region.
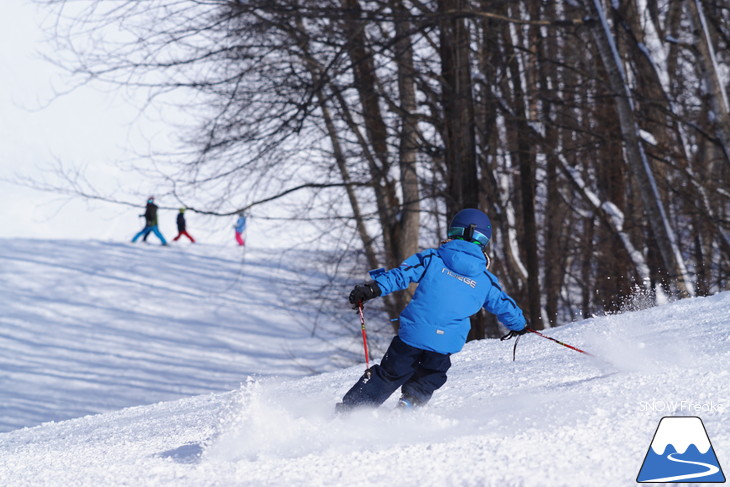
[501,7,542,328]
[538,0,566,326]
[686,0,730,168]
[340,0,401,271]
[438,0,478,215]
[585,0,694,297]
[392,0,421,263]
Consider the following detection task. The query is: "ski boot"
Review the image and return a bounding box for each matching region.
[396,395,416,409]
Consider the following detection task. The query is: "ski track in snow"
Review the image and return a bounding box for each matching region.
[0,238,728,486]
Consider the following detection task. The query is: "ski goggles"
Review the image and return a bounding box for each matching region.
[447,226,491,247]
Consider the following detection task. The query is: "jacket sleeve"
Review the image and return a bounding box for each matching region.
[482,271,526,331]
[369,250,435,296]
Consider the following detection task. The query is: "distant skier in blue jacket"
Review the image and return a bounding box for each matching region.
[131,197,167,246]
[234,213,247,246]
[336,208,527,412]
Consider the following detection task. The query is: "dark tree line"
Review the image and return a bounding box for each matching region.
[40,0,730,339]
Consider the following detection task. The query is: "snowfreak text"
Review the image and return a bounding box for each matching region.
[638,400,724,413]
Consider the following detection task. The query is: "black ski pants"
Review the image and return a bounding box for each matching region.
[341,335,451,408]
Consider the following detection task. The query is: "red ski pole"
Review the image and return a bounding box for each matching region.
[357,302,371,375]
[527,328,593,356]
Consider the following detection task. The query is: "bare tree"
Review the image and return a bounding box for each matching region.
[33,0,730,349]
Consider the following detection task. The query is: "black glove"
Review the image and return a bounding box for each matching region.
[348,282,382,307]
[500,326,529,341]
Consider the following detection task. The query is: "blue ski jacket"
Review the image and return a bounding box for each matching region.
[370,239,526,355]
[234,216,247,233]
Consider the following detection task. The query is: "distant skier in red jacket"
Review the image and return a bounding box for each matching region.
[173,208,196,243]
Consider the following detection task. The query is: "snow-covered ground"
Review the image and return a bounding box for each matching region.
[0,239,728,486]
[0,238,357,433]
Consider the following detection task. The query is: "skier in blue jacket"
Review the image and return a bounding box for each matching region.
[336,208,527,412]
[234,213,247,246]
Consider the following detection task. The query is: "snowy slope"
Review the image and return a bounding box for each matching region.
[0,239,728,486]
[0,238,357,433]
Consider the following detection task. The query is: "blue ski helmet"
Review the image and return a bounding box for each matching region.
[447,208,492,248]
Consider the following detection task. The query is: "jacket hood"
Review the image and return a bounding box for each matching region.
[437,239,486,277]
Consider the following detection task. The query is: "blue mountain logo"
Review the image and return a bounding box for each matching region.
[637,416,725,483]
